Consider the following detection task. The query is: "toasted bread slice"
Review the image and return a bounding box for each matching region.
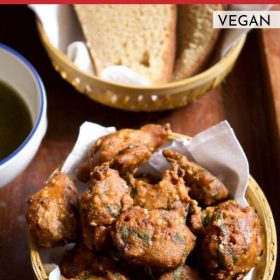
[74,4,176,85]
[172,4,225,81]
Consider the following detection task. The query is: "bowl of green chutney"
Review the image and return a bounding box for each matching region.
[0,44,47,188]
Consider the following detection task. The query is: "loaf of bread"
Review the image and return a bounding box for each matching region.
[74,4,176,84]
[172,4,224,81]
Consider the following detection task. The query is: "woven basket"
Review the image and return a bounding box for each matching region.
[29,133,277,280]
[36,19,246,112]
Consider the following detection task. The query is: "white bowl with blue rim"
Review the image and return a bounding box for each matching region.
[0,44,47,188]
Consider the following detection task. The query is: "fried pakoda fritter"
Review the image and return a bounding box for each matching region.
[62,271,105,280]
[163,150,229,206]
[63,271,130,280]
[129,164,204,235]
[91,255,137,280]
[80,164,133,250]
[60,242,97,278]
[159,265,202,280]
[77,124,169,181]
[185,200,205,235]
[26,171,79,247]
[111,144,152,175]
[129,163,205,235]
[113,207,196,269]
[61,243,132,280]
[130,163,191,210]
[200,200,263,280]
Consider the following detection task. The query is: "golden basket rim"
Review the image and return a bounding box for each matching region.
[29,132,277,280]
[36,19,246,94]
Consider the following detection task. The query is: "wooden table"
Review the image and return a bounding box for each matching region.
[0,5,279,280]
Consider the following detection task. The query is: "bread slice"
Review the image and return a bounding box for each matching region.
[172,5,225,81]
[74,4,176,84]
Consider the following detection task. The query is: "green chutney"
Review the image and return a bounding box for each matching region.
[0,81,32,161]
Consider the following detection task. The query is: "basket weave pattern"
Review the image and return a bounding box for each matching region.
[37,21,245,112]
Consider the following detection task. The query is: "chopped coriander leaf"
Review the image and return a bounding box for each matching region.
[119,226,152,246]
[130,187,138,198]
[173,267,183,280]
[203,214,211,227]
[217,250,226,267]
[105,205,120,218]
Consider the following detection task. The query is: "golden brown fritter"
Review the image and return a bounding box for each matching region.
[113,207,196,269]
[200,200,263,280]
[130,164,191,210]
[130,164,205,235]
[159,265,202,280]
[163,149,229,206]
[67,271,131,280]
[91,225,113,251]
[91,255,134,280]
[80,164,133,250]
[111,144,152,175]
[61,244,132,280]
[62,271,105,280]
[185,200,204,235]
[63,270,134,280]
[60,242,97,278]
[26,171,79,248]
[77,124,169,181]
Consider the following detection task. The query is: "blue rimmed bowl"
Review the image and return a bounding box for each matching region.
[0,44,47,188]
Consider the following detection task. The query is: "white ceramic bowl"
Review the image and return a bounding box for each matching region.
[0,44,47,188]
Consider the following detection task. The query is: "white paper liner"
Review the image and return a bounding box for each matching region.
[36,120,259,279]
[61,122,115,190]
[29,4,271,86]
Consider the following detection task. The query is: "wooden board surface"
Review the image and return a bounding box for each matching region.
[259,4,280,170]
[0,5,279,280]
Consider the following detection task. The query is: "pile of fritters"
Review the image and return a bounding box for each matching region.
[26,124,263,280]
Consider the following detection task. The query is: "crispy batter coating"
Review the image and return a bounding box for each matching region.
[201,200,263,280]
[61,271,105,280]
[186,201,204,235]
[91,255,134,280]
[77,124,169,181]
[26,171,79,248]
[159,265,202,280]
[111,144,152,175]
[130,164,191,210]
[113,207,196,269]
[63,270,135,280]
[66,271,131,280]
[130,164,205,235]
[163,149,229,206]
[91,225,113,251]
[61,243,132,280]
[80,164,133,250]
[60,242,97,278]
